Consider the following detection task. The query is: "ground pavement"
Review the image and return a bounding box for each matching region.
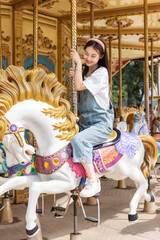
[0,176,160,240]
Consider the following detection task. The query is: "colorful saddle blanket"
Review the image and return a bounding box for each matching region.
[34,131,141,178]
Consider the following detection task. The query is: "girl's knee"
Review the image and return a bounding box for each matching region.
[71,134,84,147]
[71,134,79,146]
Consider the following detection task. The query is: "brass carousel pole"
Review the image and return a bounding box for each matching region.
[90,3,94,38]
[0,4,2,69]
[151,38,154,111]
[143,1,157,214]
[0,6,14,225]
[71,0,77,116]
[33,0,38,68]
[144,0,149,125]
[118,21,122,119]
[157,59,160,117]
[109,37,112,102]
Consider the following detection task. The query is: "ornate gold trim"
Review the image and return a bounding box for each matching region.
[23,27,57,50]
[39,0,60,9]
[1,31,10,42]
[106,17,134,28]
[114,105,144,122]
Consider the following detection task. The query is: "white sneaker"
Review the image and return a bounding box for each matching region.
[80,179,101,198]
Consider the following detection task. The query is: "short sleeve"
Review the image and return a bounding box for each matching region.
[83,67,109,96]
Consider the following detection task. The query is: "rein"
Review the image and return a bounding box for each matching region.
[4,118,25,147]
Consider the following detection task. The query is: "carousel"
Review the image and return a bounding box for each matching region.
[0,1,160,240]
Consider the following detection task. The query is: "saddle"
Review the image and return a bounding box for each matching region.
[93,128,121,150]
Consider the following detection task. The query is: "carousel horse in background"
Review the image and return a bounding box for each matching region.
[152,117,160,140]
[131,112,160,176]
[131,112,160,155]
[131,112,150,135]
[0,66,158,238]
[151,118,160,161]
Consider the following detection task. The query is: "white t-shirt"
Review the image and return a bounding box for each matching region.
[83,66,110,110]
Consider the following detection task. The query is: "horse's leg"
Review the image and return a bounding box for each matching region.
[55,191,73,208]
[134,182,154,202]
[128,168,148,221]
[0,175,40,196]
[25,179,76,237]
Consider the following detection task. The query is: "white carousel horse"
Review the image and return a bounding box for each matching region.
[131,112,160,158]
[131,112,150,135]
[0,66,158,237]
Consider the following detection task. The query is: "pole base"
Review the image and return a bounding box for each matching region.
[70,233,82,240]
[143,200,156,213]
[117,180,127,189]
[26,214,42,240]
[0,197,13,224]
[86,197,97,206]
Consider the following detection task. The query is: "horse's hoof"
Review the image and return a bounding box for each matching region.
[149,193,155,202]
[128,213,138,222]
[26,224,39,237]
[54,213,64,218]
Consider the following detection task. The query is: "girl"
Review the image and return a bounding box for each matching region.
[70,38,114,198]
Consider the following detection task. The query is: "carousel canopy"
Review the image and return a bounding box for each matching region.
[1,0,160,65]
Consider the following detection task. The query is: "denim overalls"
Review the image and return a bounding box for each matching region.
[71,89,114,163]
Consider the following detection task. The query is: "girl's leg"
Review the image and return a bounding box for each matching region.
[80,163,101,198]
[81,163,97,181]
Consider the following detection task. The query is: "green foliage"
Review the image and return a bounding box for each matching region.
[112,60,157,106]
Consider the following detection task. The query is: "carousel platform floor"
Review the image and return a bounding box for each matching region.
[0,175,160,240]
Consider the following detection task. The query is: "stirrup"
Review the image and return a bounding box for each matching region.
[79,193,100,225]
[51,196,72,218]
[71,188,100,226]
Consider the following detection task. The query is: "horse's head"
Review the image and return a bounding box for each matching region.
[131,112,150,135]
[152,117,160,134]
[2,120,35,166]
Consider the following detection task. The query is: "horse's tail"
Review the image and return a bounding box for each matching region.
[139,134,158,179]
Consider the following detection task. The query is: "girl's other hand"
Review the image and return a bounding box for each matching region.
[70,49,81,64]
[69,68,75,77]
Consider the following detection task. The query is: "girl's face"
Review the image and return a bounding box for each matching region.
[84,46,101,67]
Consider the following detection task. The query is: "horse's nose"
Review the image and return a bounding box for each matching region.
[21,161,26,165]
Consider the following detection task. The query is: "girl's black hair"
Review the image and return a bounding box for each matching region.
[82,39,110,84]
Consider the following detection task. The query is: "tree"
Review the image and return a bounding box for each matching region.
[112,60,144,106]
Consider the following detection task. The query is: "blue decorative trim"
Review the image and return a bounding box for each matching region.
[2,56,7,70]
[24,54,55,73]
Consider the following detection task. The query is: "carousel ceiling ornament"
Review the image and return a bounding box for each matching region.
[139,34,160,43]
[76,0,107,9]
[106,17,134,28]
[100,35,118,41]
[58,0,107,15]
[38,0,60,9]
